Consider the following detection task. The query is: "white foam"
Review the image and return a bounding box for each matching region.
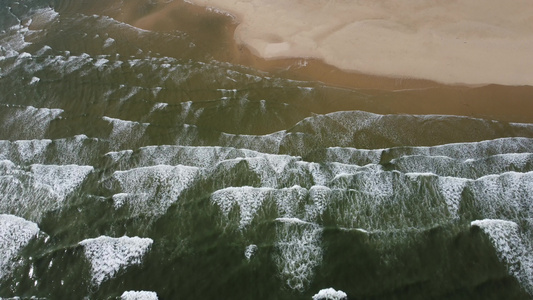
[323,169,533,231]
[0,160,17,175]
[7,52,98,77]
[15,139,51,163]
[0,297,47,300]
[304,163,327,186]
[1,106,63,140]
[275,217,310,225]
[0,164,93,222]
[30,8,59,28]
[327,172,459,230]
[0,141,9,161]
[210,184,335,229]
[103,38,115,48]
[468,171,533,223]
[217,88,238,98]
[119,86,142,102]
[35,45,52,56]
[211,186,272,229]
[52,135,100,165]
[132,145,253,169]
[18,52,32,59]
[128,59,141,67]
[275,222,323,291]
[79,236,153,286]
[295,111,533,153]
[29,77,40,85]
[471,219,533,294]
[218,131,284,154]
[94,58,109,68]
[437,176,469,218]
[103,116,149,149]
[150,102,168,112]
[391,152,533,179]
[0,24,30,56]
[194,150,529,232]
[244,154,299,186]
[120,291,158,300]
[273,186,308,218]
[312,288,348,300]
[0,214,40,280]
[326,147,383,165]
[31,164,94,200]
[309,162,373,186]
[306,186,331,222]
[112,165,199,216]
[111,193,130,209]
[491,153,533,169]
[263,154,296,174]
[105,149,133,163]
[390,137,533,162]
[244,244,258,260]
[63,53,93,74]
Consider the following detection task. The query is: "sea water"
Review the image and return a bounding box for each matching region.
[1,0,533,299]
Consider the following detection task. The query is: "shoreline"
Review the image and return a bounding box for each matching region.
[94,0,532,90]
[84,0,533,123]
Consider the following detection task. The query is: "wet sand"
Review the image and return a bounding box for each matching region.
[79,0,533,123]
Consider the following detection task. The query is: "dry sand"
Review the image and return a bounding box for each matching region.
[188,0,533,86]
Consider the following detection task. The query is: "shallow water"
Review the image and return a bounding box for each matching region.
[1,0,533,299]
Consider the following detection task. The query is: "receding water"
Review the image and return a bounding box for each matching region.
[1,0,533,299]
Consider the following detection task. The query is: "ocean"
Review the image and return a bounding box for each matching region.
[1,0,533,299]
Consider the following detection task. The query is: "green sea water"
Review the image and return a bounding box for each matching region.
[1,0,533,299]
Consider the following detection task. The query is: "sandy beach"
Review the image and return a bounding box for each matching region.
[188,0,533,86]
